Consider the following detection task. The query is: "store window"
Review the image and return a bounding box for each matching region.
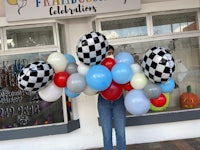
[0,22,80,140]
[100,17,147,39]
[153,11,198,35]
[97,9,200,125]
[6,25,55,49]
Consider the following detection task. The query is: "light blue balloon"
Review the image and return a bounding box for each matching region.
[158,78,175,93]
[65,88,80,98]
[115,52,134,65]
[64,54,76,64]
[124,89,150,115]
[111,63,133,84]
[86,65,112,91]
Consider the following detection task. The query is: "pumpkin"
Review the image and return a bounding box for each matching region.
[179,85,199,109]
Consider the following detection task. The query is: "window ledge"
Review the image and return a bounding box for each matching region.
[0,119,80,141]
[126,107,200,126]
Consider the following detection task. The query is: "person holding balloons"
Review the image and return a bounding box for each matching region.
[98,45,126,150]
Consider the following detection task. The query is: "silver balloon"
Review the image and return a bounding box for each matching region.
[143,82,161,99]
[66,62,78,74]
[67,73,86,93]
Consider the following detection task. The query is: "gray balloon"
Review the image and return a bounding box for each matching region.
[67,73,86,94]
[66,62,78,74]
[144,83,161,99]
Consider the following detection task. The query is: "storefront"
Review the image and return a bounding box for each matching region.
[0,0,200,149]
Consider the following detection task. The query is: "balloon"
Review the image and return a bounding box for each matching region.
[100,81,123,101]
[76,32,109,65]
[121,81,133,91]
[111,63,133,84]
[131,63,142,73]
[141,47,175,83]
[65,88,80,98]
[64,54,76,64]
[66,62,78,74]
[17,61,54,92]
[158,78,175,93]
[86,65,112,91]
[130,73,148,89]
[54,71,70,88]
[143,82,161,99]
[39,81,63,102]
[83,86,98,95]
[150,93,170,111]
[115,52,134,65]
[77,63,90,75]
[101,57,116,71]
[124,89,150,115]
[150,93,166,107]
[67,73,86,94]
[47,52,67,73]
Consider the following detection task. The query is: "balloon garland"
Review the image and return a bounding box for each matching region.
[17,31,176,115]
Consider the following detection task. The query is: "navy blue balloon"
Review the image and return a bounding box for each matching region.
[86,65,112,91]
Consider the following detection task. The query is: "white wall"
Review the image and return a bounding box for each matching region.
[0,0,200,150]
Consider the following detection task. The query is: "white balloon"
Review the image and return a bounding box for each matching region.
[47,52,67,73]
[131,63,142,74]
[83,86,98,95]
[39,81,63,102]
[130,73,148,89]
[77,63,90,75]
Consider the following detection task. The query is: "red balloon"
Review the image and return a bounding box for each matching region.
[150,93,166,107]
[101,57,116,70]
[100,81,123,101]
[121,81,133,91]
[54,72,70,88]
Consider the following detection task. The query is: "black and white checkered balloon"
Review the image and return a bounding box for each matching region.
[141,47,175,84]
[76,32,109,66]
[17,61,54,92]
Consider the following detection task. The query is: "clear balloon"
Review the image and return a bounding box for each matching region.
[144,82,161,99]
[131,63,142,73]
[130,73,148,89]
[124,89,150,115]
[111,63,133,84]
[47,52,67,73]
[86,65,112,91]
[158,78,175,93]
[66,62,78,74]
[115,52,134,65]
[77,63,90,75]
[39,81,63,102]
[67,73,86,94]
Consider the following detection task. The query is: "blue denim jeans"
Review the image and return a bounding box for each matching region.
[98,94,126,150]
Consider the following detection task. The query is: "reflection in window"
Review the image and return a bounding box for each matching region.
[101,17,147,39]
[153,12,198,35]
[6,26,54,49]
[0,52,66,129]
[114,36,200,109]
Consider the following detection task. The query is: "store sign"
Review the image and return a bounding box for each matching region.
[5,0,141,22]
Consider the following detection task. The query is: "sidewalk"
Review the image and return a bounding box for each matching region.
[89,137,200,150]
